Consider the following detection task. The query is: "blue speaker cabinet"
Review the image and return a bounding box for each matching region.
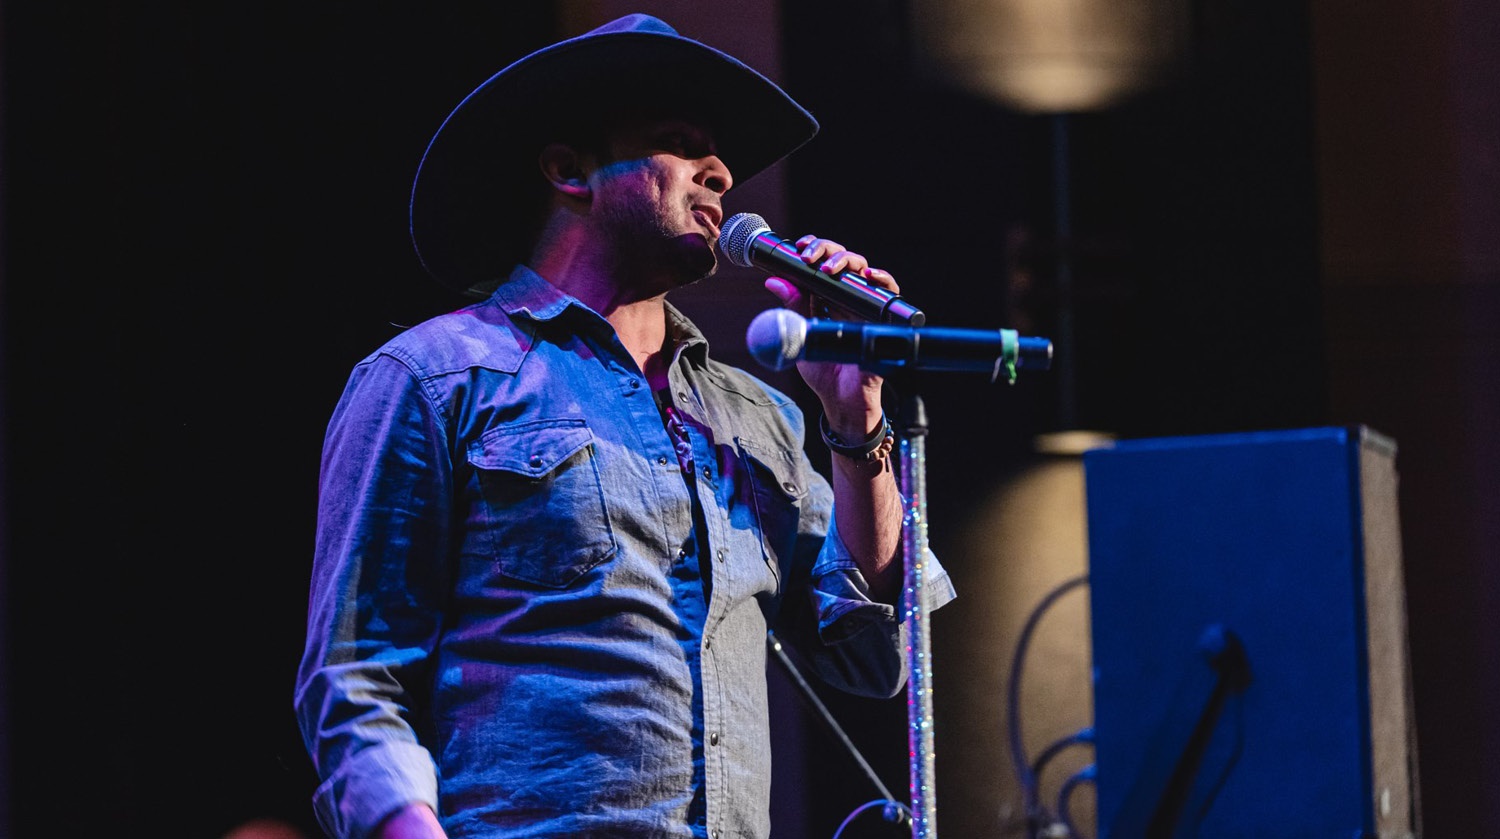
[1083,426,1419,838]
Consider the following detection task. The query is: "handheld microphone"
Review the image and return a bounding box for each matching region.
[745,308,1053,384]
[718,213,926,326]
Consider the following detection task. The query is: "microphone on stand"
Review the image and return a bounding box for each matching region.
[745,308,1053,384]
[718,212,926,326]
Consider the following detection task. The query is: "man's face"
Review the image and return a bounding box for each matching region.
[586,116,734,289]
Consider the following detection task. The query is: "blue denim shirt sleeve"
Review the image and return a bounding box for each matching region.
[797,492,957,698]
[296,353,449,839]
[309,742,438,839]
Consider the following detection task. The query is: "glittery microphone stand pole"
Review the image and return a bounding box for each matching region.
[896,391,936,838]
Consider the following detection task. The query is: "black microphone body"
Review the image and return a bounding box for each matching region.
[718,213,926,326]
[746,308,1053,382]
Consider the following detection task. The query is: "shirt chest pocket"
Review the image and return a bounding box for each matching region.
[737,437,812,584]
[466,419,617,588]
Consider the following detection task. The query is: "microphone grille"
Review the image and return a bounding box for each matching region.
[745,308,807,372]
[718,213,769,269]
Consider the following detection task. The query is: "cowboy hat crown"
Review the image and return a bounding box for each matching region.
[408,13,819,296]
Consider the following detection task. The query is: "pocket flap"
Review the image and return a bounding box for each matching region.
[737,436,808,500]
[468,419,595,478]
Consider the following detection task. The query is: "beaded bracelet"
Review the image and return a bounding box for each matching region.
[820,412,896,462]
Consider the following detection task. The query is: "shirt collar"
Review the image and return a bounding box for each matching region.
[664,300,710,361]
[490,264,715,363]
[490,265,578,322]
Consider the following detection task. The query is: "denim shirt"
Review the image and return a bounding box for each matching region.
[295,266,955,839]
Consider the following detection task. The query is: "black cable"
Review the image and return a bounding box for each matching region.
[1032,726,1094,783]
[766,630,909,831]
[1056,764,1096,839]
[1007,575,1090,836]
[830,799,913,838]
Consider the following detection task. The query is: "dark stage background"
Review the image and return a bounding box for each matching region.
[3,2,1496,838]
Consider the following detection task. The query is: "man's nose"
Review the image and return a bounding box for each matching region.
[698,155,732,195]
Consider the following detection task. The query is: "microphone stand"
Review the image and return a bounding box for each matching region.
[884,330,1038,839]
[892,381,938,839]
[741,302,1048,838]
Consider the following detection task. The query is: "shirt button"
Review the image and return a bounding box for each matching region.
[528,455,543,468]
[678,391,689,401]
[678,548,688,560]
[628,378,641,390]
[702,466,711,480]
[709,732,720,746]
[658,456,669,466]
[781,481,797,493]
[716,549,726,563]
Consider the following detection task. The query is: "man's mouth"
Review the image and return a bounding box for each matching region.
[692,204,723,240]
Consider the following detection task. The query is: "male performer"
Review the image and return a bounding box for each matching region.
[295,14,954,839]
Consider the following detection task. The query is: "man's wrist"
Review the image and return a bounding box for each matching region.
[820,404,884,443]
[820,412,895,462]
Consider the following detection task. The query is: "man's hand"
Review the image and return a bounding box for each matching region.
[764,234,904,599]
[374,803,448,839]
[762,234,898,442]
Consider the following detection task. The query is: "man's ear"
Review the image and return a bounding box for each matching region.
[538,143,592,201]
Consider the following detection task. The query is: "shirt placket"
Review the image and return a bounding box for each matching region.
[581,320,723,835]
[671,363,743,839]
[590,325,697,569]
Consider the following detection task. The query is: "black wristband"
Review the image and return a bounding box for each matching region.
[820,412,894,461]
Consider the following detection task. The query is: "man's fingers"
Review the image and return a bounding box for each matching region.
[858,266,900,294]
[766,276,838,319]
[795,237,846,266]
[817,249,869,277]
[764,276,809,313]
[792,240,864,276]
[794,236,896,289]
[781,235,902,314]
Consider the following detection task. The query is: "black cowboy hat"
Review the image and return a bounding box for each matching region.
[409,13,819,296]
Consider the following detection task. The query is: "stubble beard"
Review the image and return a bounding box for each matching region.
[606,199,719,294]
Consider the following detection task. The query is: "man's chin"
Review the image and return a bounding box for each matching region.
[670,234,720,287]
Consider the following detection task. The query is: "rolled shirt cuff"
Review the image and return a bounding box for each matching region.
[312,740,439,839]
[809,512,957,643]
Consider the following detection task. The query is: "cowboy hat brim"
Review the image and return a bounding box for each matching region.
[409,14,819,295]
